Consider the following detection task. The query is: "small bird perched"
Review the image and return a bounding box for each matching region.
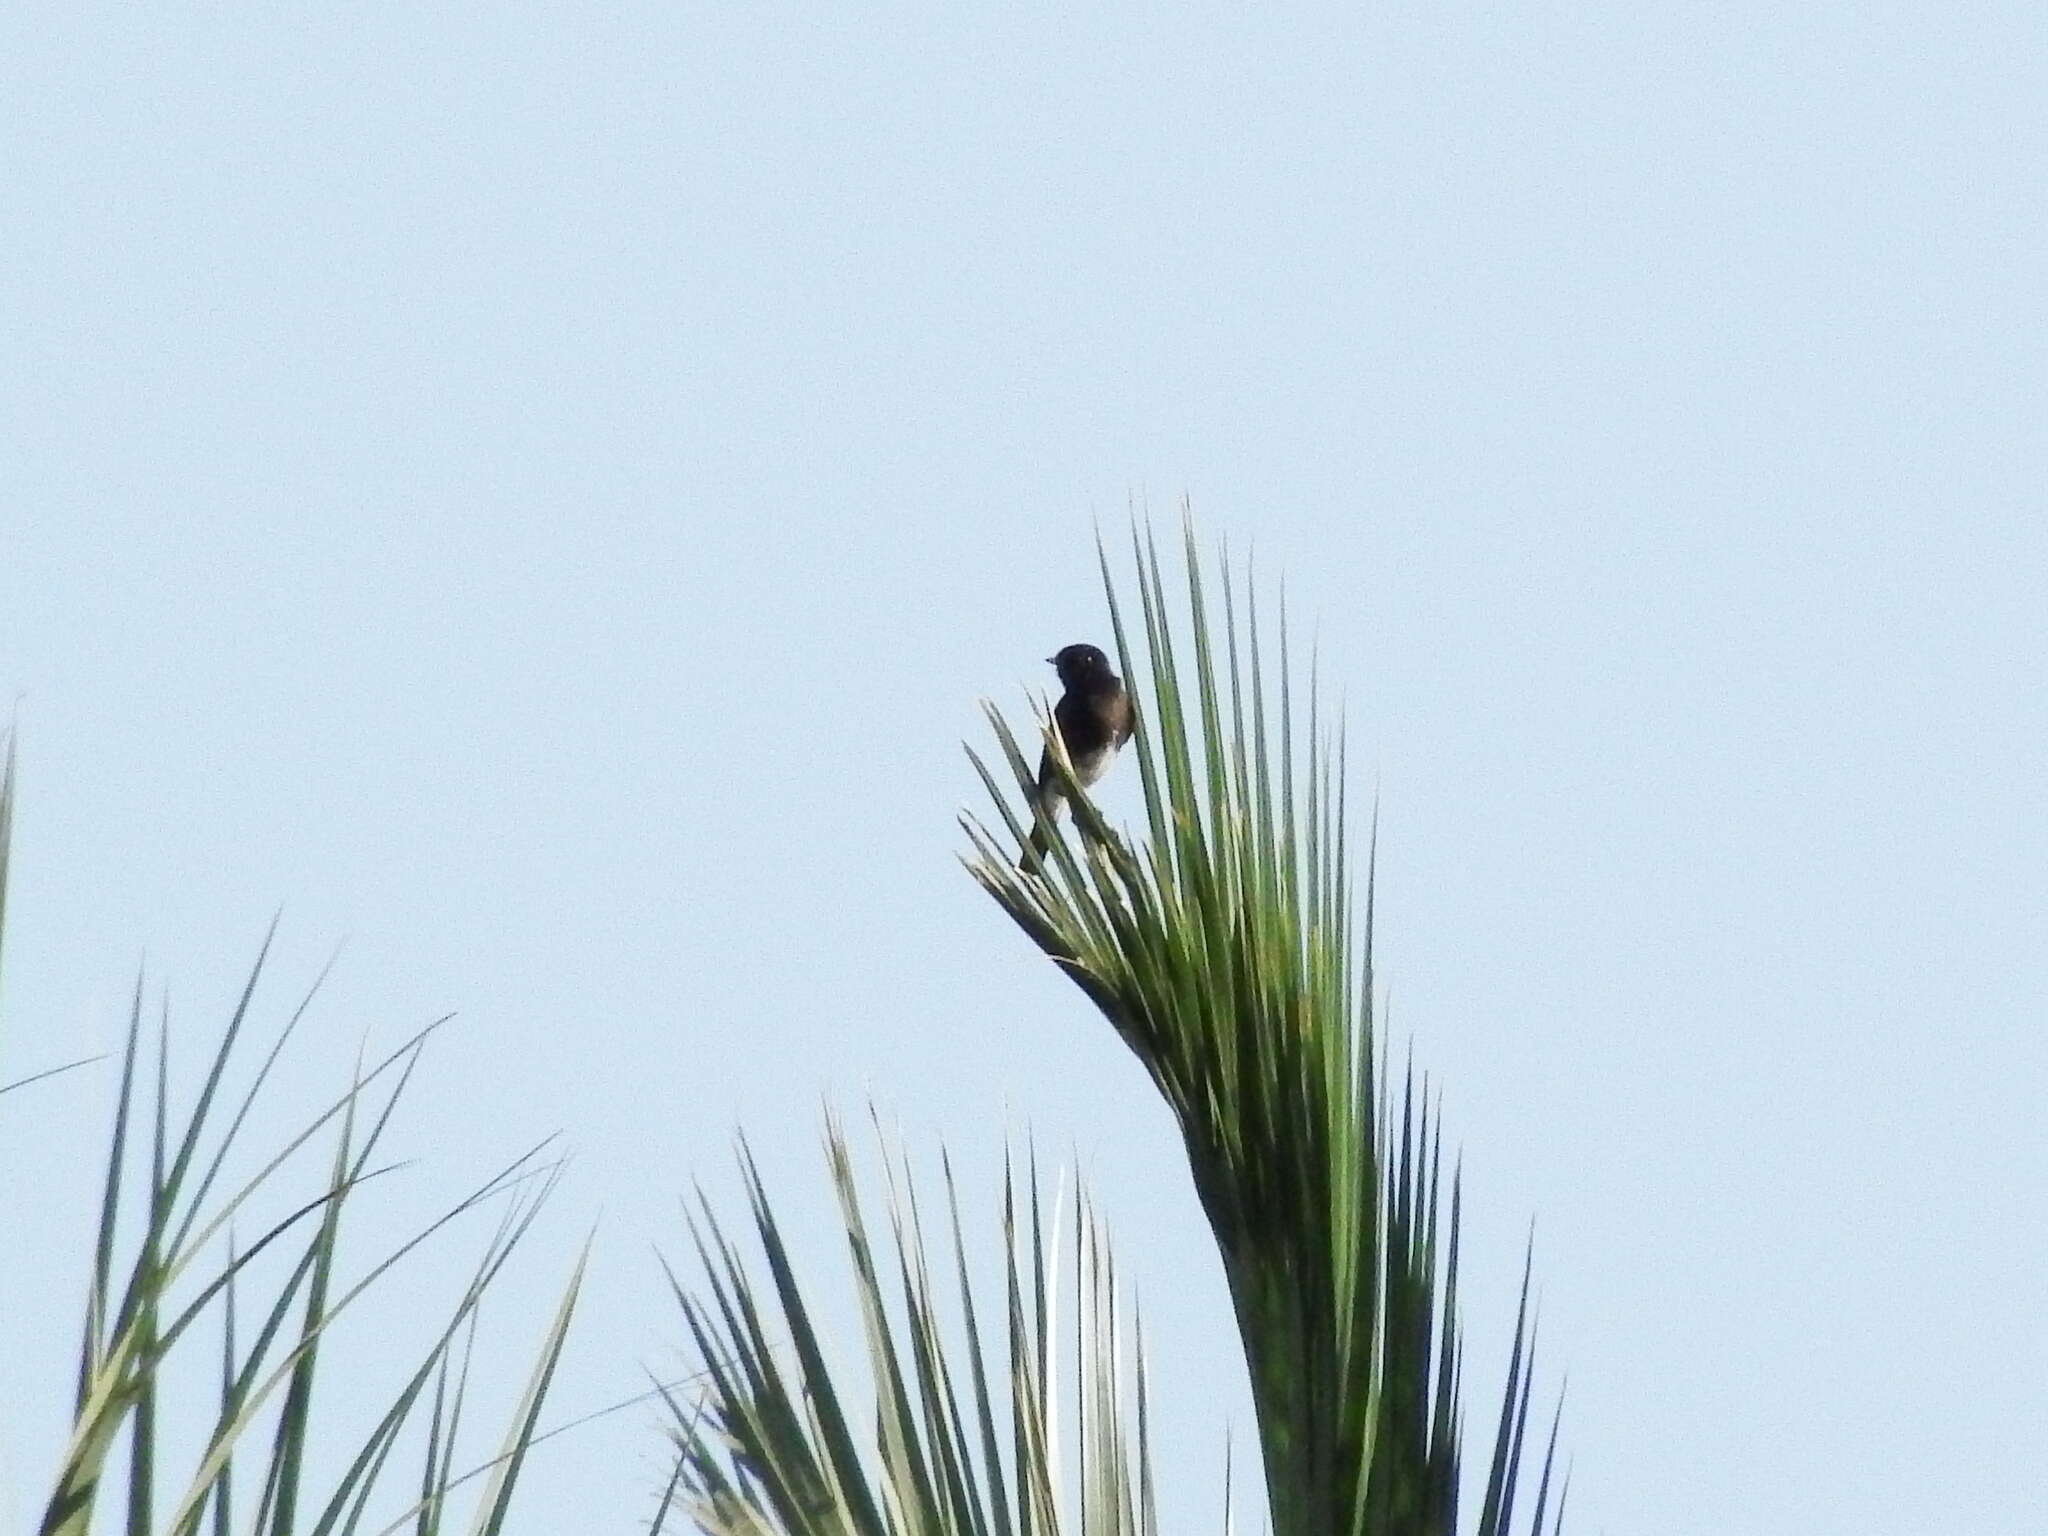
[1022,642,1135,870]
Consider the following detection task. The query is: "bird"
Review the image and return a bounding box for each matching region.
[1022,642,1135,870]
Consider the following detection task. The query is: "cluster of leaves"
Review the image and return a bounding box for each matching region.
[663,1123,1154,1536]
[667,523,1565,1536]
[0,730,585,1536]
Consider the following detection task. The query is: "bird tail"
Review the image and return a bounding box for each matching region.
[1019,792,1063,873]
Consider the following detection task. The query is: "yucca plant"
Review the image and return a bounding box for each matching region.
[0,729,587,1536]
[667,519,1564,1536]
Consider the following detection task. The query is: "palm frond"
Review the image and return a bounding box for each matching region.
[29,933,581,1536]
[964,515,1563,1536]
[667,1120,1154,1536]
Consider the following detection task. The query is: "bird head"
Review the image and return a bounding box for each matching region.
[1047,643,1115,686]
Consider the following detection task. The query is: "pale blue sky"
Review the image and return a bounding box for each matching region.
[4,4,2045,1533]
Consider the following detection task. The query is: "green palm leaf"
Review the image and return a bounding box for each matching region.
[666,1120,1154,1536]
[40,949,583,1536]
[0,728,583,1536]
[962,518,1563,1536]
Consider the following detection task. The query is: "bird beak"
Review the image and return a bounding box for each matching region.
[1045,655,1058,665]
